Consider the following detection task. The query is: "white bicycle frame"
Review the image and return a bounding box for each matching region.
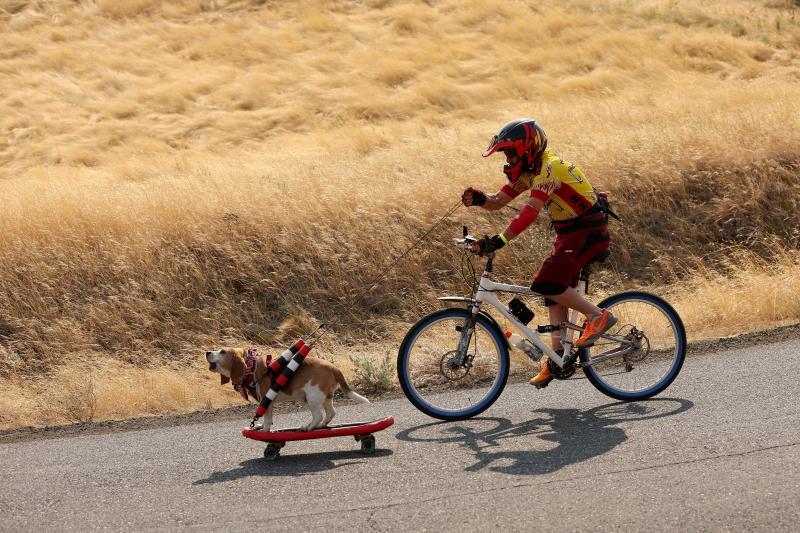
[441,268,584,369]
[444,238,634,369]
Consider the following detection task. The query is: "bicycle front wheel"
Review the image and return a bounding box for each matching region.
[582,291,686,401]
[397,308,509,421]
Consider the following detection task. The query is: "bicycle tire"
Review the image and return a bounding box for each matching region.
[397,308,510,421]
[581,291,687,401]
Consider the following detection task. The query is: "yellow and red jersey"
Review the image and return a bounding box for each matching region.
[500,151,597,222]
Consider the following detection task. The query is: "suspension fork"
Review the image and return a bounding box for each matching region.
[454,304,480,365]
[454,254,495,365]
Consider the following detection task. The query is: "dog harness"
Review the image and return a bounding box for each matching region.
[233,347,273,401]
[254,339,312,421]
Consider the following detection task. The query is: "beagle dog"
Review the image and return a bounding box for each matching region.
[205,347,369,432]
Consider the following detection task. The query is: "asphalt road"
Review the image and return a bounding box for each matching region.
[2,339,799,532]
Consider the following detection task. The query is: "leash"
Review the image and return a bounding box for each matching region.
[247,199,462,428]
[312,199,464,344]
[248,197,516,427]
[307,199,521,344]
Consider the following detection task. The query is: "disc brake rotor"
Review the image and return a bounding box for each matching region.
[440,350,471,381]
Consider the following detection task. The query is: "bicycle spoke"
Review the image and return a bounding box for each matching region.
[583,293,685,398]
[398,310,508,419]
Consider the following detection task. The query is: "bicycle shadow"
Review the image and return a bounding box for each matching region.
[395,398,693,476]
[193,448,394,484]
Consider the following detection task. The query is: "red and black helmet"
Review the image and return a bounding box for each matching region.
[483,119,548,183]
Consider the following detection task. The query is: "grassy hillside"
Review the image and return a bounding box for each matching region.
[1,0,799,428]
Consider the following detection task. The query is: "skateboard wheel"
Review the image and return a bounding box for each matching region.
[360,435,376,454]
[264,444,282,461]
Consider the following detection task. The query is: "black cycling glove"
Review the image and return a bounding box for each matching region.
[461,187,487,207]
[475,234,506,256]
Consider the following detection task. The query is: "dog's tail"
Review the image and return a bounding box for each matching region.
[333,368,370,404]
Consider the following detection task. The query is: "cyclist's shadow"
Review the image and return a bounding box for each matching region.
[396,398,693,476]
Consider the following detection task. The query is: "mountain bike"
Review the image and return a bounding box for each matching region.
[397,228,687,421]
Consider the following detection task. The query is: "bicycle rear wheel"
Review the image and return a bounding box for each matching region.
[397,308,509,421]
[581,291,686,401]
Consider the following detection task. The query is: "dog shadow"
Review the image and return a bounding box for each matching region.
[396,398,694,476]
[194,448,394,484]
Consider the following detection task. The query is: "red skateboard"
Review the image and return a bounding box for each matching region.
[242,416,394,460]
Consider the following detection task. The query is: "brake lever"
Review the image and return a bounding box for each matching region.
[455,236,478,246]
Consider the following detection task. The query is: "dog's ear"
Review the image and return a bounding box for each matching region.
[220,374,230,385]
[229,353,246,385]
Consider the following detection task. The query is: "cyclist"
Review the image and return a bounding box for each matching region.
[461,118,616,389]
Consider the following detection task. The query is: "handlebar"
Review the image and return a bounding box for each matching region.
[454,225,478,247]
[454,226,496,274]
[454,226,496,263]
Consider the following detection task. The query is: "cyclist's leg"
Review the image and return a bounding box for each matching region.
[571,229,615,346]
[541,227,610,318]
[533,228,614,347]
[530,235,580,387]
[545,301,566,350]
[546,288,602,317]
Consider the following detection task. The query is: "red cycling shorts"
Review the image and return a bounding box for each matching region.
[533,226,610,289]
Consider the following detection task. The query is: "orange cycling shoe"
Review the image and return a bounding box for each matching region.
[576,309,617,348]
[530,349,562,389]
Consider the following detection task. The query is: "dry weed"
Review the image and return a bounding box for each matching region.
[57,370,97,423]
[349,351,395,393]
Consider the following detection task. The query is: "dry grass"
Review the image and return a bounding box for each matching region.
[1,0,799,428]
[671,248,800,340]
[0,356,240,429]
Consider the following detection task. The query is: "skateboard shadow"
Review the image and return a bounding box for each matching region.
[193,448,394,484]
[395,398,693,476]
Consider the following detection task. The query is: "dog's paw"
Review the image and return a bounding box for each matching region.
[252,420,272,432]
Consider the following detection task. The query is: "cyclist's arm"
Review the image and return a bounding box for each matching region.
[499,196,546,243]
[481,189,515,211]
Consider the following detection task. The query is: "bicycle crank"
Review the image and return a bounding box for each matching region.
[551,349,581,380]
